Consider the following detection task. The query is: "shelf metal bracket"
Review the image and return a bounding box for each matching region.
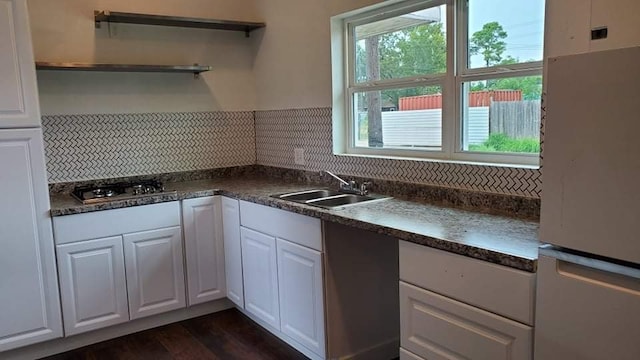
[193,64,201,79]
[94,10,110,29]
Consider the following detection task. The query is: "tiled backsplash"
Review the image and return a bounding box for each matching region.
[42,111,256,183]
[42,107,542,198]
[255,107,542,198]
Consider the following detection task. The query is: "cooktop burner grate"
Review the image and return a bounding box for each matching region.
[71,180,173,204]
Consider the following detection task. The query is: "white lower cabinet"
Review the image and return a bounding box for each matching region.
[124,227,186,320]
[183,196,226,305]
[237,201,326,359]
[56,236,129,336]
[400,282,532,360]
[52,202,184,334]
[222,196,244,308]
[277,238,325,358]
[399,240,534,360]
[240,227,281,330]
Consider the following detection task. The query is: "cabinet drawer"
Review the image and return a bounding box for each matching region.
[399,241,535,325]
[53,202,181,245]
[400,282,532,360]
[239,200,321,251]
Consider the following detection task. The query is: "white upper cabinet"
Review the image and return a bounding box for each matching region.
[0,0,41,128]
[0,129,62,351]
[222,196,244,308]
[240,227,280,330]
[56,236,129,336]
[124,227,186,320]
[183,196,226,306]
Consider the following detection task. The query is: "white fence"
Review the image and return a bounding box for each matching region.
[381,109,443,147]
[361,108,489,147]
[465,107,490,146]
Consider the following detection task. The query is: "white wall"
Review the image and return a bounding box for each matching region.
[253,0,392,110]
[27,0,261,115]
[252,0,331,110]
[27,0,640,114]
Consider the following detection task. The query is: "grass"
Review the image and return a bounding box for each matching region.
[469,133,540,153]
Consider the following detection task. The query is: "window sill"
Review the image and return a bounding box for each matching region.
[334,151,541,170]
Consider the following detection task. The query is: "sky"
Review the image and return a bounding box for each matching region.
[355,0,546,72]
[468,0,545,67]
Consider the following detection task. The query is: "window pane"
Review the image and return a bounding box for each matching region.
[467,0,544,68]
[354,86,442,150]
[461,75,542,154]
[354,4,447,83]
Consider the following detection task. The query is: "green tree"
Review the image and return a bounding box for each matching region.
[470,21,508,67]
[381,22,446,106]
[356,22,447,146]
[382,22,446,78]
[470,54,542,101]
[355,22,447,109]
[493,76,542,100]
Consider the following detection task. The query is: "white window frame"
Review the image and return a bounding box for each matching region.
[331,0,543,167]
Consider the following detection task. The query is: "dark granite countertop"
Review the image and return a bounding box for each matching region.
[50,178,540,272]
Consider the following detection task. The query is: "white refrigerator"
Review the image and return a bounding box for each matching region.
[535,46,640,359]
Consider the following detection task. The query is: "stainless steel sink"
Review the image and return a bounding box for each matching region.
[306,194,388,209]
[276,189,341,202]
[272,189,390,209]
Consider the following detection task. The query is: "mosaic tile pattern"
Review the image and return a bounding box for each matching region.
[43,112,256,183]
[255,107,542,198]
[539,91,546,167]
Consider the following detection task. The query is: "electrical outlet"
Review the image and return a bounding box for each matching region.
[294,148,305,165]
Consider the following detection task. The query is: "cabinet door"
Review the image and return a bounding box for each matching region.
[240,227,280,330]
[222,197,244,308]
[0,0,41,128]
[0,129,62,351]
[183,196,226,305]
[123,227,186,319]
[277,239,325,358]
[400,281,532,360]
[56,236,128,336]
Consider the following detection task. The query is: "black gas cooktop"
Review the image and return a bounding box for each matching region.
[71,180,175,204]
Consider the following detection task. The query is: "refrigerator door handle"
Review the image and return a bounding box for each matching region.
[539,245,640,280]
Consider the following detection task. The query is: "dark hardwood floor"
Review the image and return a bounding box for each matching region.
[42,309,309,360]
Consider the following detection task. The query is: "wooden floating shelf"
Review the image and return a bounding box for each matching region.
[94,10,265,37]
[35,62,212,77]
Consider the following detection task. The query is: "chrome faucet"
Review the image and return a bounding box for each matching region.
[320,170,371,196]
